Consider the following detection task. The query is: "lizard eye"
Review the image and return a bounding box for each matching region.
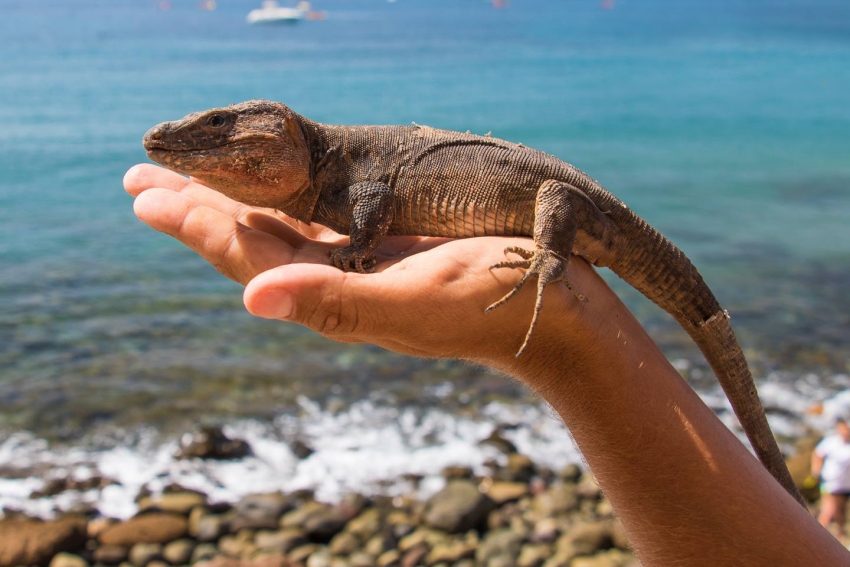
[207,114,226,127]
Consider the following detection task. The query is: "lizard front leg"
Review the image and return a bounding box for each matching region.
[328,181,395,273]
[487,180,597,356]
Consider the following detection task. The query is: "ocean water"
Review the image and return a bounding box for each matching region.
[1,0,850,516]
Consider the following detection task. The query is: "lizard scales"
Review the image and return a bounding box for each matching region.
[143,100,804,505]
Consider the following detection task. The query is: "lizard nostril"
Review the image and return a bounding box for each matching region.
[151,131,162,141]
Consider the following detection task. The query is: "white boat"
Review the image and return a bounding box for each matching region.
[246,1,305,24]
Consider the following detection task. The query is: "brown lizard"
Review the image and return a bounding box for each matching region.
[142,99,804,505]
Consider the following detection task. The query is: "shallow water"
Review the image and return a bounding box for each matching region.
[1,0,850,514]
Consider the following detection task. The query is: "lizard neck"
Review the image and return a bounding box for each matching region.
[296,119,384,218]
[277,115,330,224]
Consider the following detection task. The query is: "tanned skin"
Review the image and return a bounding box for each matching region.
[143,99,803,504]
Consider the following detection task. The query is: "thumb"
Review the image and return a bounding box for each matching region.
[244,263,386,340]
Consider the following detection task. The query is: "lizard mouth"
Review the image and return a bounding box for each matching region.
[143,128,278,152]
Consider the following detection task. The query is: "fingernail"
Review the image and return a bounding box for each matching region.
[256,289,294,320]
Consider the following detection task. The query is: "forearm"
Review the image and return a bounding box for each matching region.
[476,270,848,566]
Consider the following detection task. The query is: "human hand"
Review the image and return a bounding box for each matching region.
[124,163,603,372]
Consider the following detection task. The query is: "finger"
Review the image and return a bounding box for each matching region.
[243,257,491,356]
[242,211,346,249]
[133,188,329,285]
[245,266,443,357]
[125,164,254,219]
[124,163,192,196]
[125,163,347,250]
[244,264,381,338]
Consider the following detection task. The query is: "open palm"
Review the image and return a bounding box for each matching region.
[124,163,593,362]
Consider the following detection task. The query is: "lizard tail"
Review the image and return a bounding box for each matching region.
[602,205,806,506]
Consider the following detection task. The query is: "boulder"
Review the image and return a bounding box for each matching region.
[98,513,188,546]
[0,518,87,567]
[289,439,315,460]
[230,492,293,531]
[138,491,207,515]
[422,480,495,533]
[175,426,251,460]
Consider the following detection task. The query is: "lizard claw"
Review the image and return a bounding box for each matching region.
[330,246,377,274]
[487,246,585,356]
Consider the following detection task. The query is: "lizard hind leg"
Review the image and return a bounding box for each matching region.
[487,248,582,356]
[485,179,586,356]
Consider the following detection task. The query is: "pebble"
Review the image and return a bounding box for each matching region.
[476,528,525,565]
[517,543,554,567]
[190,543,218,563]
[93,545,129,564]
[128,542,162,567]
[504,454,536,483]
[288,543,321,564]
[376,549,400,567]
[254,528,309,553]
[191,513,227,542]
[329,531,362,555]
[48,553,89,567]
[162,538,195,564]
[485,481,530,505]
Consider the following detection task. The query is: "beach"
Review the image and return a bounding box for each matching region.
[1,442,643,567]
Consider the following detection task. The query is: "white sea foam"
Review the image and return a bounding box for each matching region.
[2,376,847,520]
[0,396,578,520]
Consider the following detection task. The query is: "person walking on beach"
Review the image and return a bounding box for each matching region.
[812,414,850,538]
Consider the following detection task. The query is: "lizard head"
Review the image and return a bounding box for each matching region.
[143,100,318,222]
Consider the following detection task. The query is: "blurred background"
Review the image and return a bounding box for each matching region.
[1,0,849,518]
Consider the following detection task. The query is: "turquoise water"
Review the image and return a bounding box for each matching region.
[1,0,850,440]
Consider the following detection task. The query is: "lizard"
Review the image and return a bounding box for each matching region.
[142,99,804,505]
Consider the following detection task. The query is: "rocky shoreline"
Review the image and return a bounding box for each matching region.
[0,444,638,567]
